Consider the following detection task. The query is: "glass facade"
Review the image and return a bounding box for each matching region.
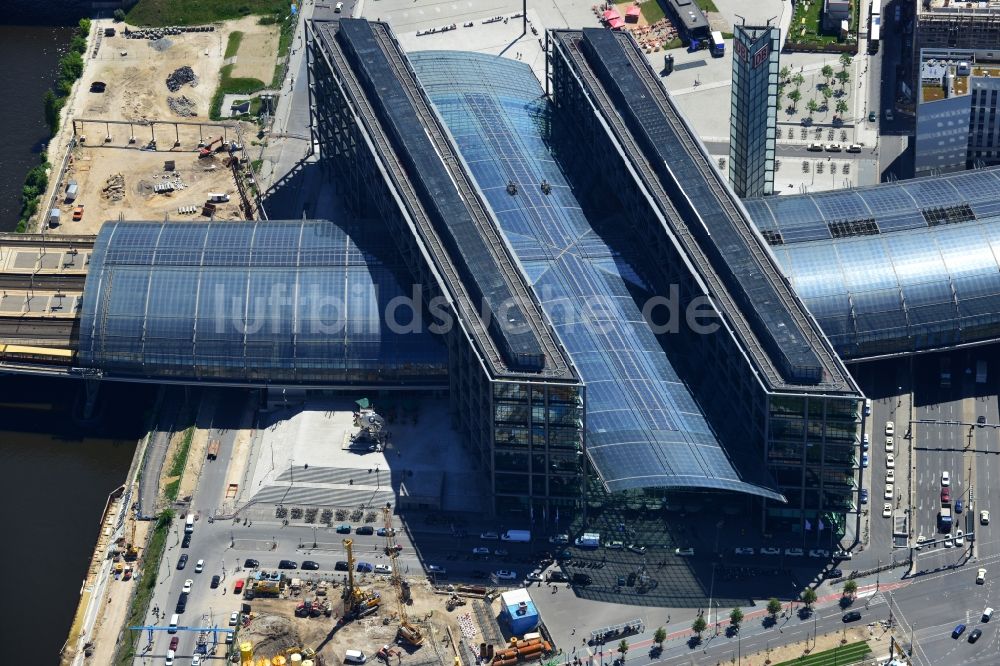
[729,24,779,198]
[79,220,447,383]
[412,51,786,501]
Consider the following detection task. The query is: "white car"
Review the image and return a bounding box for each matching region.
[734,547,755,556]
[674,547,695,557]
[942,471,950,486]
[195,559,204,573]
[982,510,991,525]
[864,399,872,415]
[808,549,829,558]
[480,531,499,540]
[885,469,895,483]
[494,570,517,580]
[862,433,870,446]
[761,547,781,556]
[605,541,624,550]
[229,611,239,626]
[978,568,987,584]
[885,437,894,453]
[374,564,393,574]
[885,421,894,436]
[472,547,490,555]
[886,453,895,468]
[884,483,894,500]
[945,534,954,547]
[182,579,193,594]
[165,651,175,666]
[549,534,569,544]
[883,503,892,518]
[956,529,965,546]
[785,548,804,557]
[191,656,201,666]
[984,607,994,621]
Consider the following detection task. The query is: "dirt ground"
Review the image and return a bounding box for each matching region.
[231,27,281,82]
[243,576,479,665]
[54,140,243,234]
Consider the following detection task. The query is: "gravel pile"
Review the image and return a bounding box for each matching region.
[165,65,197,92]
[167,95,197,117]
[149,37,173,52]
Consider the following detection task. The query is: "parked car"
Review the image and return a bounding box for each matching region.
[884,483,894,500]
[355,526,374,536]
[302,561,320,570]
[885,421,894,436]
[494,548,509,557]
[427,565,447,576]
[978,415,987,426]
[377,527,395,537]
[785,548,804,557]
[278,560,298,570]
[734,547,755,556]
[374,564,393,574]
[229,611,240,627]
[956,499,963,513]
[549,534,569,545]
[210,575,220,589]
[243,558,259,569]
[674,547,695,557]
[480,531,500,540]
[628,544,647,555]
[886,453,895,468]
[952,623,966,638]
[336,524,352,534]
[195,559,204,573]
[825,143,842,152]
[969,628,983,643]
[548,571,569,583]
[860,489,868,504]
[233,579,244,595]
[883,503,892,518]
[862,453,869,468]
[824,568,843,579]
[356,562,374,573]
[957,530,965,546]
[945,534,955,547]
[868,111,877,122]
[572,573,593,586]
[472,547,490,555]
[808,549,829,558]
[886,469,895,483]
[181,534,192,548]
[494,570,517,580]
[177,555,188,570]
[982,510,991,525]
[843,611,862,622]
[807,142,824,151]
[885,437,894,453]
[761,547,781,556]
[335,561,350,571]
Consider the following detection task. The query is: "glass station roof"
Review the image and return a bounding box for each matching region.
[412,51,783,499]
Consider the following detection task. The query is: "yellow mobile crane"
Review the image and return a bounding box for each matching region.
[342,538,381,619]
[383,506,423,646]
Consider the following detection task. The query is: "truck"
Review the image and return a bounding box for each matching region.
[709,31,725,57]
[500,529,531,543]
[868,14,881,54]
[207,439,220,460]
[185,514,195,534]
[977,360,988,384]
[940,357,952,388]
[574,532,601,548]
[939,506,953,531]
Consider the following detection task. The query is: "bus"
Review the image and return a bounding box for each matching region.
[868,15,881,54]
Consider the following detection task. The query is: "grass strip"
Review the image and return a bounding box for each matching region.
[224,30,244,58]
[126,0,289,26]
[772,641,871,666]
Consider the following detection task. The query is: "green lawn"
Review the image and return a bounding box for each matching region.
[773,641,871,666]
[224,30,244,58]
[640,0,666,24]
[788,0,857,47]
[127,0,290,26]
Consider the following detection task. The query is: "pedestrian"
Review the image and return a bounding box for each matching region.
[572,628,576,635]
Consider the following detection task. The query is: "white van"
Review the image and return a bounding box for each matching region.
[345,650,367,664]
[168,613,179,633]
[185,514,195,534]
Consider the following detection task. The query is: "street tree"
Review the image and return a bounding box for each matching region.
[692,615,708,637]
[729,607,744,629]
[767,597,783,619]
[836,70,850,86]
[653,627,667,647]
[836,99,849,116]
[840,53,853,69]
[788,88,802,107]
[822,86,834,103]
[802,587,818,608]
[821,64,835,81]
[780,65,791,81]
[807,98,819,115]
[792,72,805,87]
[843,579,858,598]
[617,639,629,660]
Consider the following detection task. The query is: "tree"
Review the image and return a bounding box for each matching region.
[729,607,744,629]
[821,87,834,107]
[43,90,64,135]
[792,73,805,87]
[843,579,858,598]
[692,615,708,637]
[802,587,818,608]
[617,639,629,660]
[788,89,802,106]
[807,98,819,115]
[767,597,783,619]
[113,8,126,22]
[836,99,849,116]
[780,65,791,82]
[78,18,92,36]
[840,52,854,69]
[653,627,667,647]
[836,70,850,86]
[821,64,835,81]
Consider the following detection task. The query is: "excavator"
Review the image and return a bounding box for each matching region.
[384,506,423,646]
[198,136,224,158]
[342,538,381,619]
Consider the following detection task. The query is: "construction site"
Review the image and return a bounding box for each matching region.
[223,511,553,666]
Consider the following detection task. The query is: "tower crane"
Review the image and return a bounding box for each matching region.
[383,505,423,646]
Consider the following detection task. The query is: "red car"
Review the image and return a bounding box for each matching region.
[942,487,951,503]
[169,636,179,650]
[233,579,245,595]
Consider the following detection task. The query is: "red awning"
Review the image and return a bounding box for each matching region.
[625,5,641,17]
[608,17,626,29]
[603,8,622,21]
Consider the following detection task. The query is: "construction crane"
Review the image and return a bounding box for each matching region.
[123,509,139,561]
[342,538,380,619]
[384,505,423,646]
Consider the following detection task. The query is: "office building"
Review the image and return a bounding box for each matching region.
[729,22,780,197]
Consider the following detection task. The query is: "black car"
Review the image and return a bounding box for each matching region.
[210,575,221,588]
[824,568,843,579]
[181,533,192,548]
[978,415,987,427]
[572,573,593,586]
[278,559,298,569]
[548,571,569,583]
[334,561,349,571]
[175,592,188,613]
[355,525,374,536]
[842,611,862,623]
[302,560,320,570]
[177,554,189,570]
[471,570,488,580]
[969,628,983,643]
[243,558,259,569]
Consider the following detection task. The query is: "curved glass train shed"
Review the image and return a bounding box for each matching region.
[745,168,1000,359]
[79,220,446,384]
[410,51,783,500]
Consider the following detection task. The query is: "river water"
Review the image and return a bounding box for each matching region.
[0,24,158,664]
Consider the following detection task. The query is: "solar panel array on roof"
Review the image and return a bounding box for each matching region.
[578,27,826,385]
[410,51,782,500]
[335,19,546,373]
[79,221,447,382]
